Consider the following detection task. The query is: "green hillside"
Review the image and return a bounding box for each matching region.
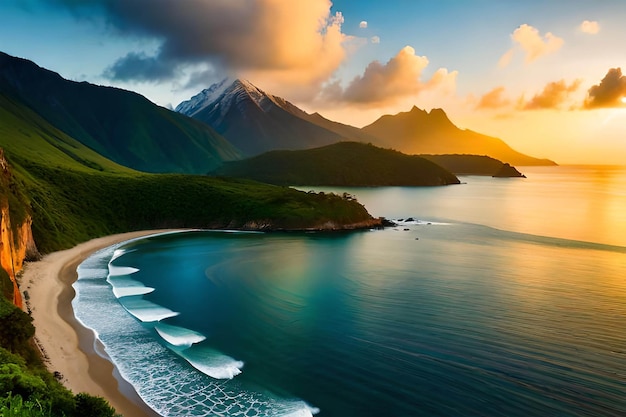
[0,52,241,174]
[0,92,376,254]
[213,142,460,186]
[0,57,379,417]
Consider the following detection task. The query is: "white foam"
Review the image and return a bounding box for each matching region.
[110,248,128,262]
[177,344,244,379]
[108,265,140,276]
[107,276,155,298]
[112,286,155,298]
[280,405,320,417]
[155,323,206,347]
[119,298,180,322]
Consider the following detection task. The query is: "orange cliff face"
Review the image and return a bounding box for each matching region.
[0,205,39,308]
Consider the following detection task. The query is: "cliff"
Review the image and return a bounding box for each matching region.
[0,205,39,307]
[0,150,40,307]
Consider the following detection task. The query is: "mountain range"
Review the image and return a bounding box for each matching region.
[176,79,375,157]
[177,79,555,166]
[0,52,240,174]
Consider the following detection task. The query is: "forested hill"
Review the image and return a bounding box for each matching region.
[213,142,461,186]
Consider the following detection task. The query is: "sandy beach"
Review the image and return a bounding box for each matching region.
[21,230,175,417]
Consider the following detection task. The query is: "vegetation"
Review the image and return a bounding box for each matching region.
[0,296,118,417]
[0,53,378,416]
[212,141,460,186]
[0,51,240,174]
[421,154,526,177]
[0,90,375,253]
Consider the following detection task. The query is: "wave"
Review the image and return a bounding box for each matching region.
[107,275,154,298]
[74,232,322,416]
[279,405,320,417]
[175,344,244,379]
[118,297,180,322]
[112,285,155,298]
[107,265,140,276]
[154,322,206,347]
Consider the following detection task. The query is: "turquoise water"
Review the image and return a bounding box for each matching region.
[74,166,626,416]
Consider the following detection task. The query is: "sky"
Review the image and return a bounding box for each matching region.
[1,0,626,164]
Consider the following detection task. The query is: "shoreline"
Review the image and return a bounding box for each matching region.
[22,230,175,417]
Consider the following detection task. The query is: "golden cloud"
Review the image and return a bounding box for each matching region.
[524,79,582,110]
[321,46,457,107]
[584,68,626,109]
[476,86,510,109]
[58,0,348,93]
[499,24,563,67]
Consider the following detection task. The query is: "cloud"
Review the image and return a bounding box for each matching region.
[321,45,457,107]
[371,36,380,44]
[580,20,600,34]
[476,86,510,109]
[104,51,179,82]
[497,49,514,68]
[359,21,368,29]
[46,0,348,90]
[523,79,582,110]
[499,24,563,66]
[584,68,626,109]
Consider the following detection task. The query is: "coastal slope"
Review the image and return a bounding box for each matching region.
[0,51,241,174]
[213,142,460,186]
[421,154,526,177]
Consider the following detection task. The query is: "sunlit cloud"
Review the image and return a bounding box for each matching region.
[523,79,582,110]
[499,24,563,67]
[371,36,381,44]
[476,86,510,109]
[359,21,368,29]
[584,67,626,109]
[320,46,456,107]
[45,0,349,94]
[497,49,514,68]
[580,20,600,34]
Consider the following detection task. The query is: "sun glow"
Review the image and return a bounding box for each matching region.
[621,96,626,104]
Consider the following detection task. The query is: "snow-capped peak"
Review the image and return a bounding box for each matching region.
[175,78,230,117]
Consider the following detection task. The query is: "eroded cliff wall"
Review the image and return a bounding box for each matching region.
[0,149,39,307]
[0,204,39,308]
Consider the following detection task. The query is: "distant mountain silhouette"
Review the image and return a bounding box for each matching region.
[362,106,555,166]
[177,79,375,156]
[212,141,460,186]
[0,52,240,173]
[421,154,526,177]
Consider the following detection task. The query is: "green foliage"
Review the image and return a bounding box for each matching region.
[0,52,240,174]
[0,297,34,357]
[0,345,116,417]
[16,164,373,253]
[213,141,460,186]
[0,268,13,301]
[74,393,118,417]
[0,394,52,417]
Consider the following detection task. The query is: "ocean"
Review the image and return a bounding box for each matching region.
[73,166,626,417]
